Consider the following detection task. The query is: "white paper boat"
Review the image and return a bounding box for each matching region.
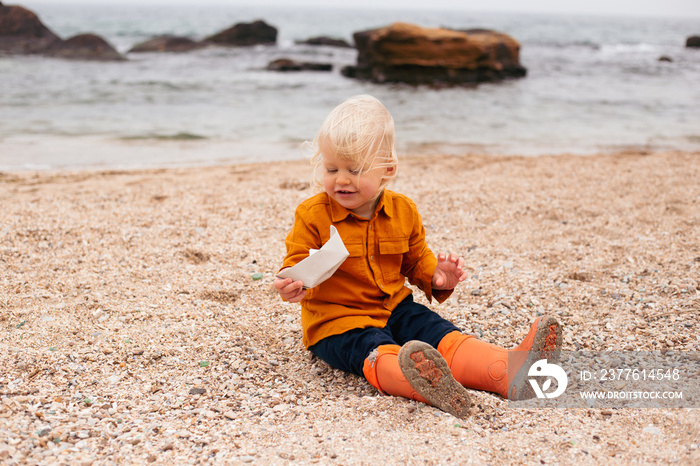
[276,225,349,289]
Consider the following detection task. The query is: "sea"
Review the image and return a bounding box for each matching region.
[1,2,699,171]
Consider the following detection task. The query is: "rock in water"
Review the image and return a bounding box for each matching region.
[206,20,277,46]
[0,2,61,54]
[296,36,352,48]
[342,22,527,85]
[267,58,332,72]
[44,33,125,61]
[129,35,207,53]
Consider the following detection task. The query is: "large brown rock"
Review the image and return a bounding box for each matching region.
[205,19,277,46]
[341,22,526,85]
[44,33,125,61]
[129,35,207,53]
[0,2,61,54]
[687,35,700,48]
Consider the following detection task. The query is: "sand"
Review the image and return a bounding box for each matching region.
[1,150,698,464]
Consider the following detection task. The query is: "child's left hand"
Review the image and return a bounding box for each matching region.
[432,252,469,290]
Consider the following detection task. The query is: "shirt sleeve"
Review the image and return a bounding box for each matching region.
[278,204,325,302]
[281,205,321,271]
[400,201,453,304]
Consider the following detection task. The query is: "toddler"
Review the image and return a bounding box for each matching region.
[274,95,562,418]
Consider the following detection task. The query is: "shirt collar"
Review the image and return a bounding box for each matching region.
[376,190,394,218]
[328,190,394,222]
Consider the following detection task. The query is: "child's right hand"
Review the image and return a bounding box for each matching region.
[274,277,307,303]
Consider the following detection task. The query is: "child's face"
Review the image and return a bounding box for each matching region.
[321,142,390,219]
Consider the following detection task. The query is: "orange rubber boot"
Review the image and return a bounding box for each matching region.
[363,342,472,418]
[437,316,562,399]
[362,344,428,402]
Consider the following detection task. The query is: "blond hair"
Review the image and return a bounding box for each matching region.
[310,95,398,193]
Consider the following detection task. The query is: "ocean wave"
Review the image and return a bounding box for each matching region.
[120,133,208,141]
[527,40,601,49]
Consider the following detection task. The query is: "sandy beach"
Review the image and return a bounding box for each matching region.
[1,149,698,464]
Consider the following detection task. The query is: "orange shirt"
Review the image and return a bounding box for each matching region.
[281,189,452,348]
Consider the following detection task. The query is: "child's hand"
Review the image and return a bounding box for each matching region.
[274,276,307,303]
[432,252,469,290]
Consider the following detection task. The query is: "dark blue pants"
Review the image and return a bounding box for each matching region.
[308,294,460,376]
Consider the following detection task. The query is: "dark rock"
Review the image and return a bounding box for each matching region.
[0,3,61,54]
[658,55,673,62]
[341,22,527,86]
[44,33,125,61]
[0,4,125,61]
[267,58,332,72]
[205,19,277,46]
[129,35,207,53]
[686,35,700,48]
[296,36,352,48]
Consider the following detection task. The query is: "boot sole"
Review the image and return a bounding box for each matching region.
[509,315,563,400]
[398,340,472,418]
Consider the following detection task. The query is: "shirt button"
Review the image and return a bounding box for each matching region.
[369,224,373,230]
[370,255,374,261]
